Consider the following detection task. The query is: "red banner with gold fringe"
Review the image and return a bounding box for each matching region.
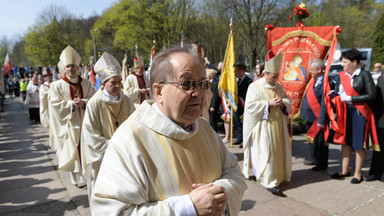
[266,25,338,118]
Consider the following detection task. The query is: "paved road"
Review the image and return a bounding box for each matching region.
[1,96,383,215]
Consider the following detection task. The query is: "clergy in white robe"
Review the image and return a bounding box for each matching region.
[49,45,96,187]
[242,52,292,195]
[39,67,53,128]
[123,56,151,108]
[81,52,135,199]
[91,45,246,216]
[26,73,40,122]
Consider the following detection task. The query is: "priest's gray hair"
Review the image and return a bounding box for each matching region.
[308,59,325,70]
[150,44,204,92]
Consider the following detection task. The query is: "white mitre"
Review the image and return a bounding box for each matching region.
[59,45,81,66]
[94,52,122,83]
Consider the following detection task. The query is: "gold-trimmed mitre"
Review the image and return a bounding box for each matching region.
[59,45,81,66]
[264,52,283,74]
[134,56,144,68]
[57,61,64,74]
[94,52,122,83]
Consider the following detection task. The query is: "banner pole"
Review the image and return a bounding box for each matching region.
[290,118,293,144]
[230,106,233,148]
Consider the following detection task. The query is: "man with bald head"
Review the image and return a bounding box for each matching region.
[372,62,383,85]
[91,45,246,216]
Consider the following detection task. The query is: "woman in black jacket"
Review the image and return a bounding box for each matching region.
[330,49,377,184]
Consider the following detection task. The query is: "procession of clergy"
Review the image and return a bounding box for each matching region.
[39,43,328,215]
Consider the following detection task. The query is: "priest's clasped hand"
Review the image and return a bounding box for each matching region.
[73,97,85,109]
[269,97,284,107]
[189,183,227,216]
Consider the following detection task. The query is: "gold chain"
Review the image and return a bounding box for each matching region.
[105,101,123,127]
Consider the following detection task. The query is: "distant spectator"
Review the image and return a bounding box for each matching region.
[254,62,265,82]
[372,62,383,85]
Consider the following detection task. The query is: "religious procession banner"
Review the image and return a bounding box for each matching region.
[218,25,238,111]
[265,25,339,118]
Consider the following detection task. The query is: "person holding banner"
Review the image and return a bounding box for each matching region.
[330,49,378,184]
[242,52,292,195]
[300,59,329,171]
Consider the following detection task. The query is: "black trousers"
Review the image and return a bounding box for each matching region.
[21,91,26,101]
[209,109,220,132]
[306,121,329,168]
[29,108,40,122]
[369,128,384,178]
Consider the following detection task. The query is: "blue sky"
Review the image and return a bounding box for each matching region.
[0,0,117,40]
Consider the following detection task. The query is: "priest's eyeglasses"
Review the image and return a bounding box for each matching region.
[160,80,210,91]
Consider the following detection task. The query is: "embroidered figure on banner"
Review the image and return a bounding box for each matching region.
[283,54,306,81]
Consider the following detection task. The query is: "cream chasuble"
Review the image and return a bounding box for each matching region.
[81,89,135,195]
[39,82,50,128]
[242,77,292,188]
[48,78,95,172]
[91,101,246,216]
[123,74,151,108]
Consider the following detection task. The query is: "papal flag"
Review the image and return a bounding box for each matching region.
[218,27,237,111]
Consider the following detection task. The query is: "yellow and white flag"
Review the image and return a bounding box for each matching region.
[218,28,237,111]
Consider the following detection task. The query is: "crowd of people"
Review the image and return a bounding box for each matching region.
[1,45,383,215]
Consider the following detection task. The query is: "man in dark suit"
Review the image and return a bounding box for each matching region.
[207,69,221,132]
[366,70,384,181]
[300,59,329,170]
[234,64,252,146]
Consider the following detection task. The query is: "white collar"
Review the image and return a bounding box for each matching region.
[152,103,194,132]
[66,75,79,83]
[345,67,361,78]
[102,89,120,101]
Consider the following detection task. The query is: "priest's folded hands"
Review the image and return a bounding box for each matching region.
[189,183,227,216]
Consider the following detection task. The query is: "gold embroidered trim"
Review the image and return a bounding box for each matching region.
[372,144,381,152]
[272,30,333,47]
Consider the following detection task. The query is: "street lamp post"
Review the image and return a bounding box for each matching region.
[93,28,98,63]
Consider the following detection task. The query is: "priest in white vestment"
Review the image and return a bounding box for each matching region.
[39,67,53,128]
[123,55,151,108]
[48,45,96,187]
[91,45,247,216]
[81,52,135,200]
[26,72,40,123]
[242,52,292,195]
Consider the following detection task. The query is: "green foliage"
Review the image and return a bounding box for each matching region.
[372,13,384,65]
[0,36,11,63]
[93,0,191,65]
[11,38,33,66]
[8,0,384,71]
[306,0,382,49]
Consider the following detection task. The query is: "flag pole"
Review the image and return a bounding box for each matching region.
[229,17,234,148]
[290,118,293,144]
[230,107,233,148]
